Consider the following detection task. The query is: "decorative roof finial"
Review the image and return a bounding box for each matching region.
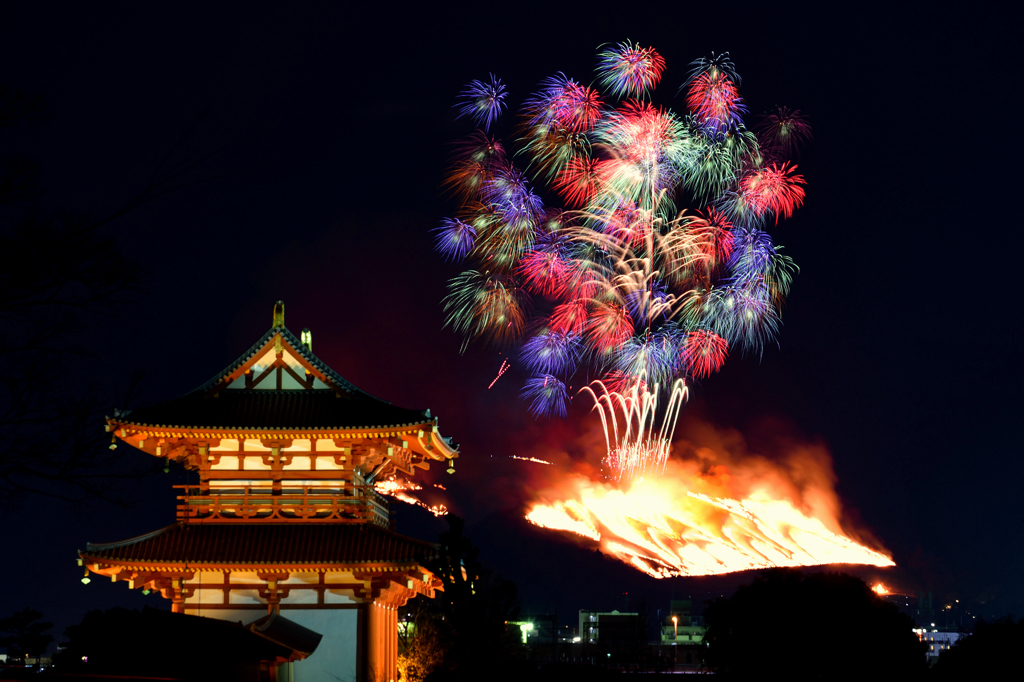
[272,301,285,328]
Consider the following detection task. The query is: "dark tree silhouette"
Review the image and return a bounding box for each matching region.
[932,617,1023,679]
[398,515,523,682]
[0,607,53,662]
[0,86,222,504]
[702,569,927,680]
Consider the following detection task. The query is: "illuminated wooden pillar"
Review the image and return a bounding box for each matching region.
[366,602,379,682]
[388,606,397,682]
[365,602,399,682]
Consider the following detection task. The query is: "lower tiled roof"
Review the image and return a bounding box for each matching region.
[82,522,438,567]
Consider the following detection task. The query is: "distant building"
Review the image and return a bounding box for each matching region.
[660,599,704,646]
[914,628,964,659]
[578,610,641,646]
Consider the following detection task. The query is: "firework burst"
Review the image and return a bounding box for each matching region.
[437,44,810,416]
[756,106,813,159]
[596,41,666,99]
[455,74,508,132]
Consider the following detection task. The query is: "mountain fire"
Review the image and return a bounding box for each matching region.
[525,428,894,578]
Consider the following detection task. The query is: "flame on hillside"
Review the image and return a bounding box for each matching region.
[523,409,894,578]
[375,478,448,517]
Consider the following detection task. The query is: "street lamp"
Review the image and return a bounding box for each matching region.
[671,615,679,666]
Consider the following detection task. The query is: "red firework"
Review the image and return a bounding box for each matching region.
[586,301,634,353]
[443,132,505,200]
[554,157,603,207]
[686,72,745,131]
[601,370,649,395]
[738,162,806,221]
[681,329,729,379]
[553,81,603,133]
[688,207,735,266]
[550,299,589,336]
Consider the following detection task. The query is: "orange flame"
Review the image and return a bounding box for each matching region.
[375,478,449,517]
[873,583,889,595]
[523,384,892,578]
[525,457,894,578]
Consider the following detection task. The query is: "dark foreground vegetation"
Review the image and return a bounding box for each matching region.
[4,542,1021,680]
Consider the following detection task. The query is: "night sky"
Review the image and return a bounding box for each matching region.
[1,2,1020,641]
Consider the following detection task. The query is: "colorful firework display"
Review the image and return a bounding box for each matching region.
[436,44,810,419]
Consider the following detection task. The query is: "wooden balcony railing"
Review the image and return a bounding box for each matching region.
[173,485,391,526]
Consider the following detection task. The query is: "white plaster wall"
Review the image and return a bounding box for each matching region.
[183,608,360,682]
[280,609,360,682]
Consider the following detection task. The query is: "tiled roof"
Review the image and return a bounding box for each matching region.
[121,389,431,431]
[82,523,439,566]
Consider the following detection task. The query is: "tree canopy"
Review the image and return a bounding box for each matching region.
[932,617,1024,679]
[702,569,926,680]
[399,515,524,682]
[0,607,53,661]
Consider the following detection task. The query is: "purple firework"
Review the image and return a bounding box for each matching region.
[455,74,508,132]
[727,228,775,283]
[520,329,582,376]
[521,374,569,418]
[483,167,544,226]
[433,218,477,261]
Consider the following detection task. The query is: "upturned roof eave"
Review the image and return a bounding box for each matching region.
[106,416,440,435]
[79,555,434,571]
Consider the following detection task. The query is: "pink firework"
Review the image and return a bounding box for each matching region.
[519,246,573,298]
[681,329,729,379]
[612,100,674,166]
[756,106,813,159]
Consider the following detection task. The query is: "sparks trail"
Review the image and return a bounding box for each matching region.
[581,377,688,481]
[488,357,511,389]
[510,455,554,465]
